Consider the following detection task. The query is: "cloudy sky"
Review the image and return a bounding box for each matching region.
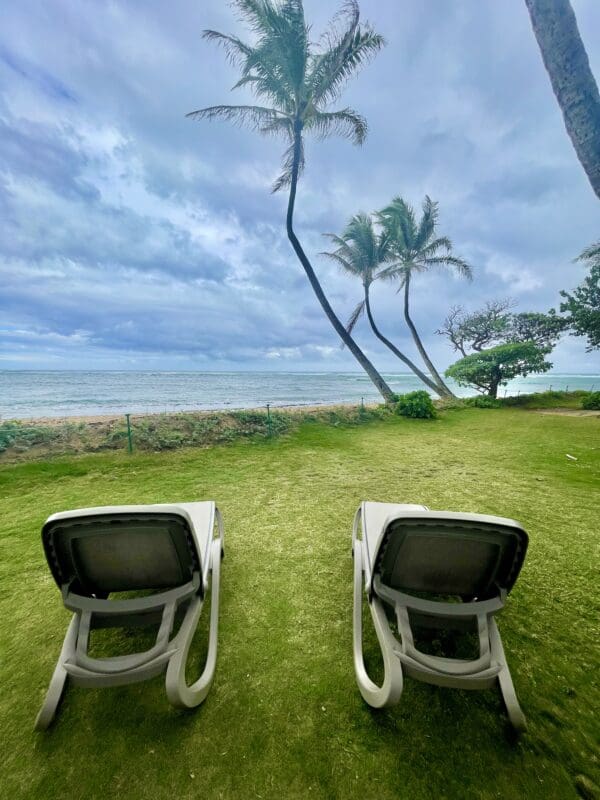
[1,0,599,373]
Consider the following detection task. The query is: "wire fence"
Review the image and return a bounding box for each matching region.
[0,400,378,459]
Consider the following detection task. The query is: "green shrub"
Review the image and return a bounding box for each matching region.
[395,391,436,419]
[582,391,600,410]
[464,396,501,408]
[0,422,61,453]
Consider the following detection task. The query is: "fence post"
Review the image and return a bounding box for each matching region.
[266,404,272,438]
[125,413,133,453]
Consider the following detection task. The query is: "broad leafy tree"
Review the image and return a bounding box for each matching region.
[510,311,566,348]
[377,196,473,398]
[445,342,553,398]
[560,241,600,350]
[188,0,394,401]
[321,213,442,394]
[525,0,600,199]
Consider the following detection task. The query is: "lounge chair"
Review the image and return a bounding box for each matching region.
[352,502,528,731]
[35,501,224,731]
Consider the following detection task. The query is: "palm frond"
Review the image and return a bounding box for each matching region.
[345,299,366,339]
[259,114,294,137]
[304,108,367,144]
[343,213,377,268]
[203,18,296,112]
[377,197,416,252]
[308,3,385,107]
[202,30,254,68]
[231,74,295,112]
[376,229,392,263]
[420,236,452,258]
[414,195,439,251]
[271,135,304,192]
[422,255,474,280]
[233,0,280,36]
[186,104,290,134]
[320,248,356,273]
[238,0,308,100]
[576,240,600,265]
[376,262,407,284]
[321,234,364,278]
[321,233,357,261]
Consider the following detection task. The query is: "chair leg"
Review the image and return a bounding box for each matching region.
[489,618,527,732]
[165,537,223,709]
[34,615,79,731]
[353,543,404,708]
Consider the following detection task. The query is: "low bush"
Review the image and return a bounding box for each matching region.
[0,421,62,453]
[464,396,501,408]
[582,391,600,410]
[395,390,436,419]
[500,390,588,409]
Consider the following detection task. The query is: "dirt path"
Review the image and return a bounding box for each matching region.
[536,408,600,417]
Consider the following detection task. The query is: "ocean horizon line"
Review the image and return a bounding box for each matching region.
[2,368,599,376]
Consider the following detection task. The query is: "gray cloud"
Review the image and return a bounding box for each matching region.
[0,0,599,372]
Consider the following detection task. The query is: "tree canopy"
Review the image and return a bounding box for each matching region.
[560,242,600,351]
[321,212,442,393]
[189,0,385,192]
[445,342,553,398]
[374,195,472,397]
[437,300,565,356]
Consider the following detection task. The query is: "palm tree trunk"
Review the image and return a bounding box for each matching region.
[402,275,455,398]
[525,0,600,200]
[363,285,443,396]
[285,129,394,403]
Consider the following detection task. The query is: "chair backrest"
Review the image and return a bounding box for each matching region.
[374,512,528,599]
[42,511,201,595]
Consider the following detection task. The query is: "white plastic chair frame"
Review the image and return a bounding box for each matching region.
[35,502,224,731]
[352,503,527,731]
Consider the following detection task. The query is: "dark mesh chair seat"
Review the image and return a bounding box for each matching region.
[375,516,528,600]
[43,512,201,596]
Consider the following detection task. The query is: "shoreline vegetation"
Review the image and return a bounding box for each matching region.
[1,390,597,463]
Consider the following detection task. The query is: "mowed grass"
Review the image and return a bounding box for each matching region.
[0,408,598,800]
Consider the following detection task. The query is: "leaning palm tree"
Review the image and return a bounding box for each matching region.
[525,0,600,200]
[322,213,443,395]
[187,0,394,401]
[378,196,473,398]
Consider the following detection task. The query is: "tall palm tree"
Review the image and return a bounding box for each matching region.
[187,0,394,401]
[378,196,473,398]
[322,213,443,395]
[525,0,600,200]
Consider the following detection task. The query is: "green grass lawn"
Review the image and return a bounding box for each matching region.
[1,407,598,800]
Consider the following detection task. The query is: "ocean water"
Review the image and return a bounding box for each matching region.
[1,371,598,420]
